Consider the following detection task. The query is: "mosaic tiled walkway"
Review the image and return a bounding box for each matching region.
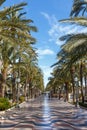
[0,95,87,130]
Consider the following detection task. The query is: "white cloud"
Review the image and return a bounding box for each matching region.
[37,48,55,56]
[41,12,58,26]
[41,12,87,46]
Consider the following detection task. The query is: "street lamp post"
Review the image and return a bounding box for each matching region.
[74,76,79,107]
[16,77,20,108]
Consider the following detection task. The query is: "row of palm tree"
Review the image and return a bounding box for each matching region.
[46,0,87,104]
[0,0,44,102]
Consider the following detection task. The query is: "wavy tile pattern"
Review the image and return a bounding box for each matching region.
[0,96,87,130]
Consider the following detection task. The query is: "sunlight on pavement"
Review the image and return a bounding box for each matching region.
[0,95,87,130]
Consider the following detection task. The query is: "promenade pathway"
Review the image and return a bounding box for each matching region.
[0,95,87,130]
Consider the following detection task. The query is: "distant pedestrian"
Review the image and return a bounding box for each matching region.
[48,93,51,99]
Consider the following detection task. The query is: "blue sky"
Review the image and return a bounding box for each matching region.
[3,0,73,86]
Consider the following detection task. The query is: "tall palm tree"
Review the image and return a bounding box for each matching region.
[0,2,38,98]
[57,0,87,103]
[0,42,14,97]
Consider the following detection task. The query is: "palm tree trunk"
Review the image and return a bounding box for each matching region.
[70,67,75,103]
[12,77,16,102]
[12,47,17,102]
[1,67,7,97]
[80,61,84,103]
[84,74,87,96]
[24,81,27,99]
[65,82,69,101]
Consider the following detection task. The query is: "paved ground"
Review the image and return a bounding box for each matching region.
[0,95,87,130]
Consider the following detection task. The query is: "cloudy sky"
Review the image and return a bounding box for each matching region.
[3,0,86,87]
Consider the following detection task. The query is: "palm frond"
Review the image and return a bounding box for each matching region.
[60,33,87,52]
[70,0,87,17]
[0,0,5,6]
[0,2,27,18]
[59,17,87,27]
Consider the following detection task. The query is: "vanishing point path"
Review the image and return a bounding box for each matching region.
[0,95,87,130]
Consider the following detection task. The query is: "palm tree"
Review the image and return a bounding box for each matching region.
[0,42,14,97]
[0,2,38,98]
[57,0,87,103]
[18,47,38,98]
[51,52,73,102]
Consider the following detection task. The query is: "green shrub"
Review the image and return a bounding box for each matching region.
[0,98,11,111]
[19,96,25,103]
[79,102,87,108]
